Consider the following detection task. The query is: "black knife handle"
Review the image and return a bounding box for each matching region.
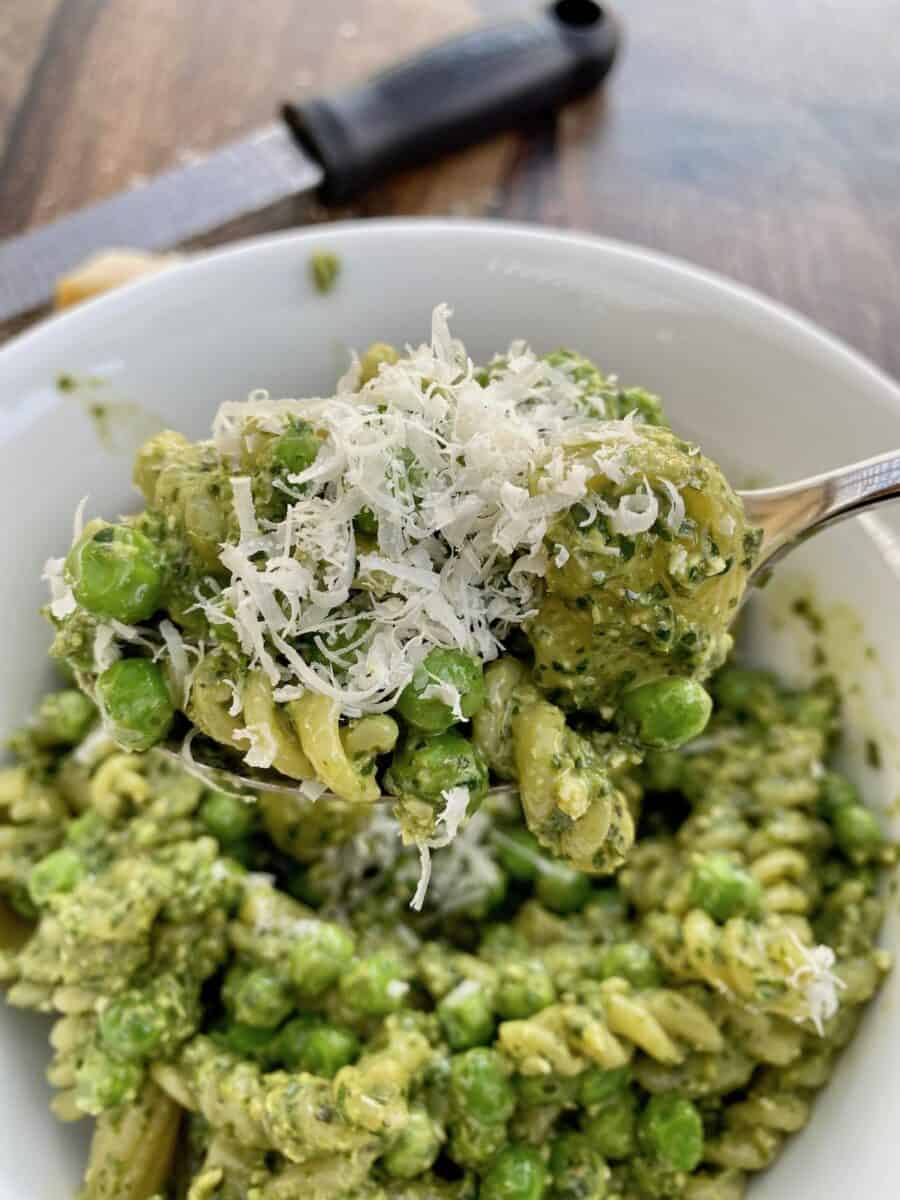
[283,1,619,204]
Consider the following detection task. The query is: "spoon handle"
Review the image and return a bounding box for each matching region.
[739,448,900,574]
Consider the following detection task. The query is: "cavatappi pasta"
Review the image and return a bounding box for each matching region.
[46,309,760,887]
[0,659,891,1198]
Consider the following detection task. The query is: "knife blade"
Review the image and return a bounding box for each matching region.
[0,127,321,322]
[0,1,619,324]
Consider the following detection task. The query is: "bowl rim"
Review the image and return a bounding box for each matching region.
[3,217,899,408]
[2,225,900,1200]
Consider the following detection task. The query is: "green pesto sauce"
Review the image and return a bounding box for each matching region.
[56,371,105,393]
[32,331,892,1196]
[0,668,892,1198]
[56,372,165,454]
[311,251,341,294]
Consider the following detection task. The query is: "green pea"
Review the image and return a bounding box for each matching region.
[834,804,885,862]
[617,386,665,427]
[818,771,859,820]
[359,341,399,385]
[396,648,487,733]
[383,1105,442,1178]
[289,920,355,996]
[595,942,661,989]
[300,1024,360,1077]
[210,1020,279,1060]
[99,990,166,1061]
[271,419,320,476]
[200,790,257,843]
[578,1066,631,1109]
[618,677,712,750]
[438,979,495,1050]
[495,828,543,882]
[340,952,410,1016]
[638,1094,704,1172]
[385,730,489,806]
[517,1073,579,1107]
[549,1132,609,1200]
[783,690,836,731]
[451,1115,508,1170]
[275,1016,359,1076]
[96,658,175,752]
[479,925,529,960]
[65,810,109,850]
[582,1091,637,1160]
[268,1013,315,1065]
[535,860,592,915]
[206,856,246,913]
[75,1046,143,1115]
[230,966,293,1029]
[35,690,96,745]
[495,960,556,1019]
[688,854,762,922]
[353,506,379,537]
[480,1144,549,1200]
[27,847,84,906]
[711,666,779,721]
[66,523,163,623]
[449,1048,515,1124]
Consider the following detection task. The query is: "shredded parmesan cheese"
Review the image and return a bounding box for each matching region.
[610,481,659,535]
[411,843,433,913]
[158,619,190,705]
[72,495,89,542]
[193,306,658,720]
[785,933,846,1036]
[93,625,120,673]
[409,785,473,911]
[420,679,464,721]
[234,723,278,770]
[660,478,685,533]
[435,786,471,846]
[43,557,76,620]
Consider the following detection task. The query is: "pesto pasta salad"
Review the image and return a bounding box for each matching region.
[0,668,891,1198]
[4,308,887,1198]
[46,307,760,887]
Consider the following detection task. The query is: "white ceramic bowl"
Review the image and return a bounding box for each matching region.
[1,220,898,1198]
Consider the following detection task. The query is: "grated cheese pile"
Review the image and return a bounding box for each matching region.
[198,305,666,720]
[785,932,846,1036]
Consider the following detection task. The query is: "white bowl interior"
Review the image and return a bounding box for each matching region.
[0,221,898,1197]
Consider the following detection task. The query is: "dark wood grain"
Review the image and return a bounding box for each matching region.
[0,0,898,377]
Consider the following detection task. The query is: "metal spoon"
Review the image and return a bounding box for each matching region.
[163,729,518,805]
[165,448,900,795]
[738,447,900,579]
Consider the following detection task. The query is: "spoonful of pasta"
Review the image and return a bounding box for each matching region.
[160,447,900,787]
[43,305,900,883]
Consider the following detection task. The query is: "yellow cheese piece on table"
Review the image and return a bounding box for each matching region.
[55,248,182,309]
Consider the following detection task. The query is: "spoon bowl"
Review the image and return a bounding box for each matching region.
[170,448,900,799]
[739,448,900,579]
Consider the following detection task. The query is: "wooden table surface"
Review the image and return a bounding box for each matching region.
[1,0,898,375]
